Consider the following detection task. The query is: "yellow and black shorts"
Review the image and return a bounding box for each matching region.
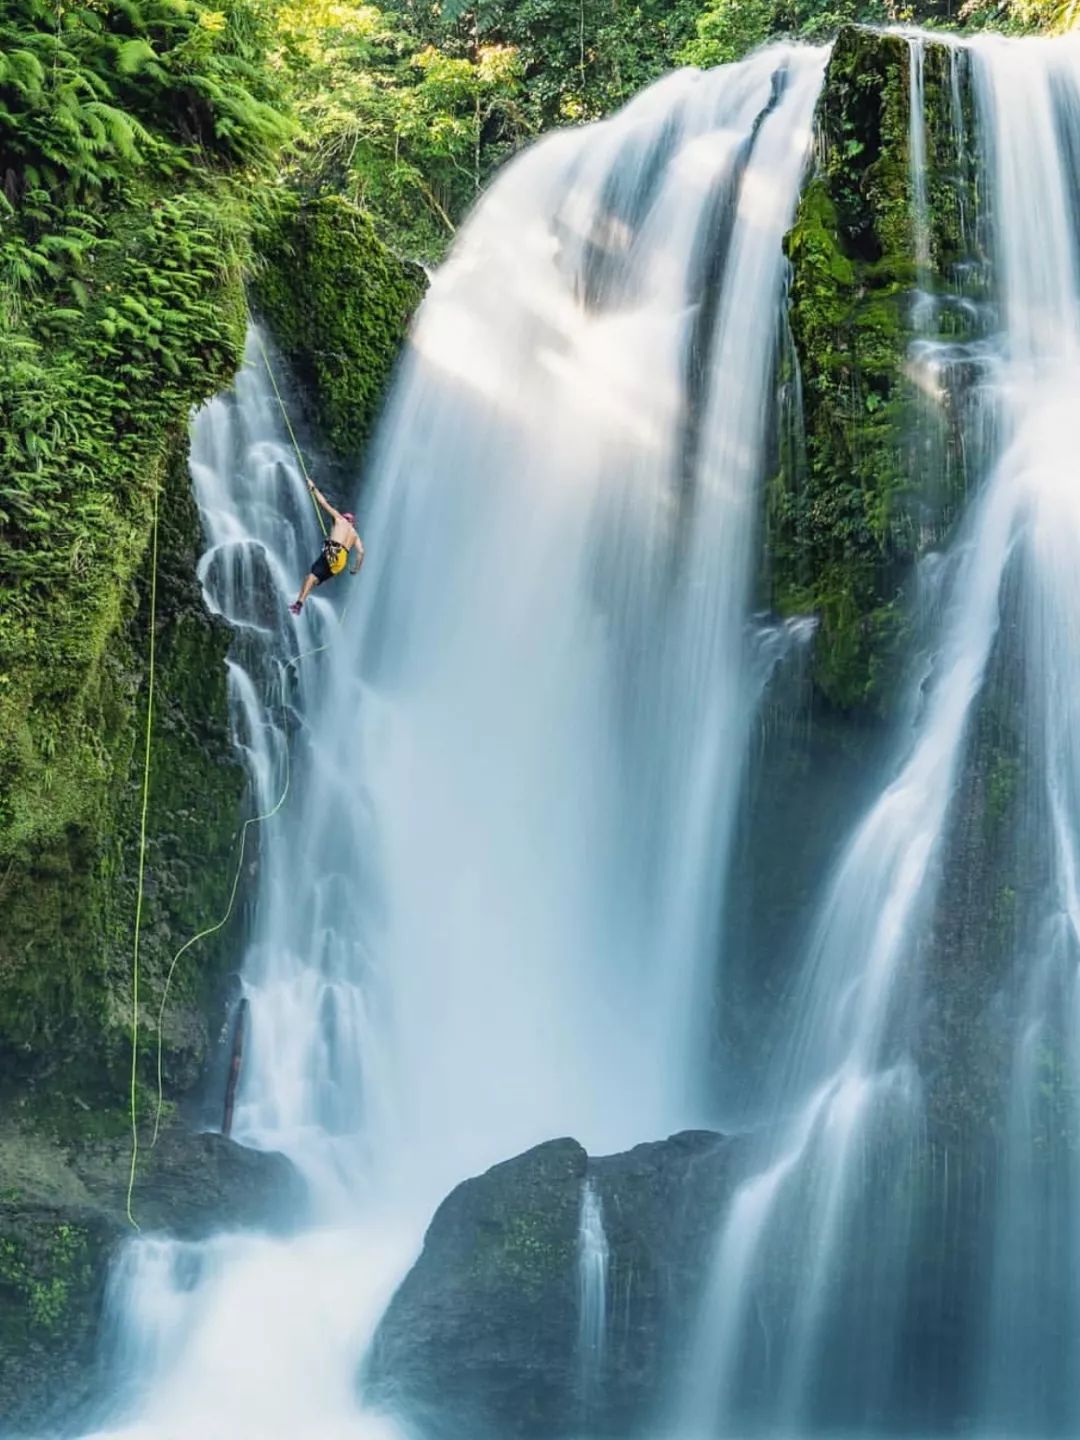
[310,540,347,584]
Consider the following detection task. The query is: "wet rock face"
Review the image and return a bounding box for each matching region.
[0,1121,302,1434]
[78,1125,307,1240]
[364,1131,741,1439]
[0,1205,116,1436]
[770,26,983,714]
[365,1138,586,1440]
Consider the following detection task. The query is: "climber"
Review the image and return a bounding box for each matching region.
[290,481,365,615]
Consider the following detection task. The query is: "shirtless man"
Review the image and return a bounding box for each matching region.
[289,481,365,615]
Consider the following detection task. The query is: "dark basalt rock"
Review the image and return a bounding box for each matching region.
[73,1124,306,1240]
[363,1131,742,1440]
[587,1130,740,1427]
[0,1119,302,1434]
[365,1139,587,1440]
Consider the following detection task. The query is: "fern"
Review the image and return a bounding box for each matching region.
[116,37,158,72]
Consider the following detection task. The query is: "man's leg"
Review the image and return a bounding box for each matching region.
[290,572,319,614]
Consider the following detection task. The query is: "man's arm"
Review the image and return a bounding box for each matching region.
[349,539,365,574]
[308,479,342,522]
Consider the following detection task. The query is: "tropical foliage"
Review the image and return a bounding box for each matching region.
[3,0,1072,844]
[264,0,530,258]
[0,0,288,852]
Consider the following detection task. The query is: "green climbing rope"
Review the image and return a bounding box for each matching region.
[250,322,328,538]
[150,656,293,1147]
[149,612,356,1150]
[126,480,160,1232]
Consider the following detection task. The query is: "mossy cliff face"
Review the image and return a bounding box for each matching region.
[1,164,427,1439]
[771,28,978,711]
[0,206,424,1430]
[0,242,248,1110]
[252,193,427,472]
[0,0,289,1107]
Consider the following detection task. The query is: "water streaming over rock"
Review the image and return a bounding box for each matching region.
[577,1179,610,1425]
[908,34,932,299]
[74,336,417,1440]
[677,28,1080,1438]
[340,46,830,1170]
[970,32,1080,1432]
[68,46,828,1440]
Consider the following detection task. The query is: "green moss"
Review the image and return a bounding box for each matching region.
[469,1205,576,1301]
[251,193,427,469]
[0,0,288,1103]
[0,1222,94,1338]
[0,399,246,1101]
[771,27,976,712]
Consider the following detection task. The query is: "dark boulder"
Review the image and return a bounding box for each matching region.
[588,1130,740,1428]
[0,1117,302,1433]
[365,1138,587,1439]
[75,1124,306,1239]
[363,1130,741,1439]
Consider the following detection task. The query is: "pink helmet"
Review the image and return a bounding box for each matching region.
[342,511,356,524]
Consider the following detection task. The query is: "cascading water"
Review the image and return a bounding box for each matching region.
[76,335,416,1440]
[340,45,829,1172]
[576,1180,610,1424]
[678,28,1080,1439]
[68,46,828,1440]
[58,27,1080,1440]
[971,33,1080,1432]
[907,34,932,302]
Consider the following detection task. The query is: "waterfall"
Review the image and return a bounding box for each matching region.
[577,1180,610,1424]
[337,45,829,1175]
[677,29,1080,1438]
[971,33,1080,1431]
[190,331,377,1206]
[62,26,1080,1440]
[76,335,416,1440]
[71,46,827,1439]
[907,34,932,301]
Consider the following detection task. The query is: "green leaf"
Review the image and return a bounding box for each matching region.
[116,38,158,74]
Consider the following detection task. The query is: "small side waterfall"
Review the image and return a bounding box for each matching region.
[907,34,932,296]
[190,329,375,1207]
[577,1180,610,1424]
[677,29,1080,1438]
[76,335,416,1440]
[973,33,1080,1432]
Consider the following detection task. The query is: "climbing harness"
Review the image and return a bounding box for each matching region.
[125,325,361,1226]
[323,538,348,576]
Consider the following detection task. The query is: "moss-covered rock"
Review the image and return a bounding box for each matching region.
[251,193,427,472]
[365,1138,586,1438]
[0,1207,111,1431]
[771,28,979,711]
[0,1116,302,1432]
[364,1132,743,1439]
[0,168,261,1110]
[0,431,247,1107]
